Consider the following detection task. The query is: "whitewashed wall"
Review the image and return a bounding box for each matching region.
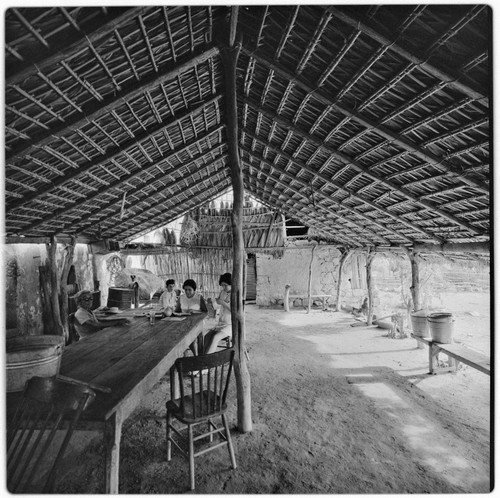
[255,244,343,307]
[4,243,95,336]
[254,244,371,309]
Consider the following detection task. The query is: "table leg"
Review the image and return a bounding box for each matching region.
[104,412,123,494]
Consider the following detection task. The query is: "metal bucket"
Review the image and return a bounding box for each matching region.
[410,310,430,338]
[427,312,455,344]
[6,335,65,392]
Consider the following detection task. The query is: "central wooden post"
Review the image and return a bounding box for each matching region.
[306,244,317,313]
[366,248,376,325]
[222,7,252,433]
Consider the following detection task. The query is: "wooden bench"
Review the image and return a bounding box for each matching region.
[284,292,332,311]
[411,334,490,376]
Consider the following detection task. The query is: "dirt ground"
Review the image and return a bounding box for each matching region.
[56,292,492,494]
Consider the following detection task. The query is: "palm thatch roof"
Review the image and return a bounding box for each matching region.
[4,5,491,253]
[181,204,286,251]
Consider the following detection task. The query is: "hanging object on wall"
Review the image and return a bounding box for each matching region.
[180,214,199,245]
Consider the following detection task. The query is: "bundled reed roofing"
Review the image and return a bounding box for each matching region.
[4,5,491,249]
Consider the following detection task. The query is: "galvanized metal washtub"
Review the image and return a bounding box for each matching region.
[6,335,65,392]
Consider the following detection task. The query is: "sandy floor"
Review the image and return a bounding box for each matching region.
[57,294,492,494]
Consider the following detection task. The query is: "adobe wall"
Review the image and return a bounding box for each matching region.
[4,243,95,336]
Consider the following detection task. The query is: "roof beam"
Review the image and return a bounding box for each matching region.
[327,5,488,104]
[7,45,220,161]
[244,177,361,247]
[242,99,485,237]
[16,125,225,235]
[115,175,232,242]
[127,184,234,242]
[7,94,223,212]
[71,154,228,238]
[241,149,399,244]
[6,7,150,87]
[241,48,488,195]
[241,129,442,244]
[413,241,489,254]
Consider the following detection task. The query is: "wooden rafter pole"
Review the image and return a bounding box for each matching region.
[241,49,487,194]
[241,139,440,243]
[8,98,223,213]
[7,45,220,161]
[327,5,488,103]
[222,6,252,433]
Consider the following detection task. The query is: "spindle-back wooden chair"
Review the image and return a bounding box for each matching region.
[166,348,237,490]
[7,376,96,493]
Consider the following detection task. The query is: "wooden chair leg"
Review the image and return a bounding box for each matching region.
[188,424,195,490]
[221,414,237,469]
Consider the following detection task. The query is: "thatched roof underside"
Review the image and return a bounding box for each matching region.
[180,205,286,251]
[4,5,491,251]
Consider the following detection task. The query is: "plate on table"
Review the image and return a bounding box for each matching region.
[101,307,122,314]
[161,316,187,322]
[172,312,191,317]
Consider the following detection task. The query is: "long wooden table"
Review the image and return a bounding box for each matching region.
[8,312,206,494]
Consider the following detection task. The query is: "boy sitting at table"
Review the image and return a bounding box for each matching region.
[159,279,180,316]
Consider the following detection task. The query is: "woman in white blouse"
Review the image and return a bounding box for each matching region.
[177,279,207,314]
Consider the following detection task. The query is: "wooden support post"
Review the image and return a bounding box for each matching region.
[408,249,421,311]
[222,7,252,433]
[366,248,376,325]
[307,244,317,313]
[59,236,76,343]
[47,236,65,338]
[335,249,350,312]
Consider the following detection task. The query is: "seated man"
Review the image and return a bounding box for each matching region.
[74,290,127,340]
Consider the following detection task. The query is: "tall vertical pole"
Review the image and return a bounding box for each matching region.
[408,249,421,311]
[222,6,252,433]
[306,244,317,313]
[335,248,350,312]
[366,248,375,325]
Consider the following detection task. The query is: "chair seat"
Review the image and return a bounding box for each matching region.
[167,390,228,423]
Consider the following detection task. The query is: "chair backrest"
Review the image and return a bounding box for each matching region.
[173,348,235,420]
[7,376,96,493]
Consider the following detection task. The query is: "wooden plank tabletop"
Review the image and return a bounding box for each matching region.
[59,313,206,421]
